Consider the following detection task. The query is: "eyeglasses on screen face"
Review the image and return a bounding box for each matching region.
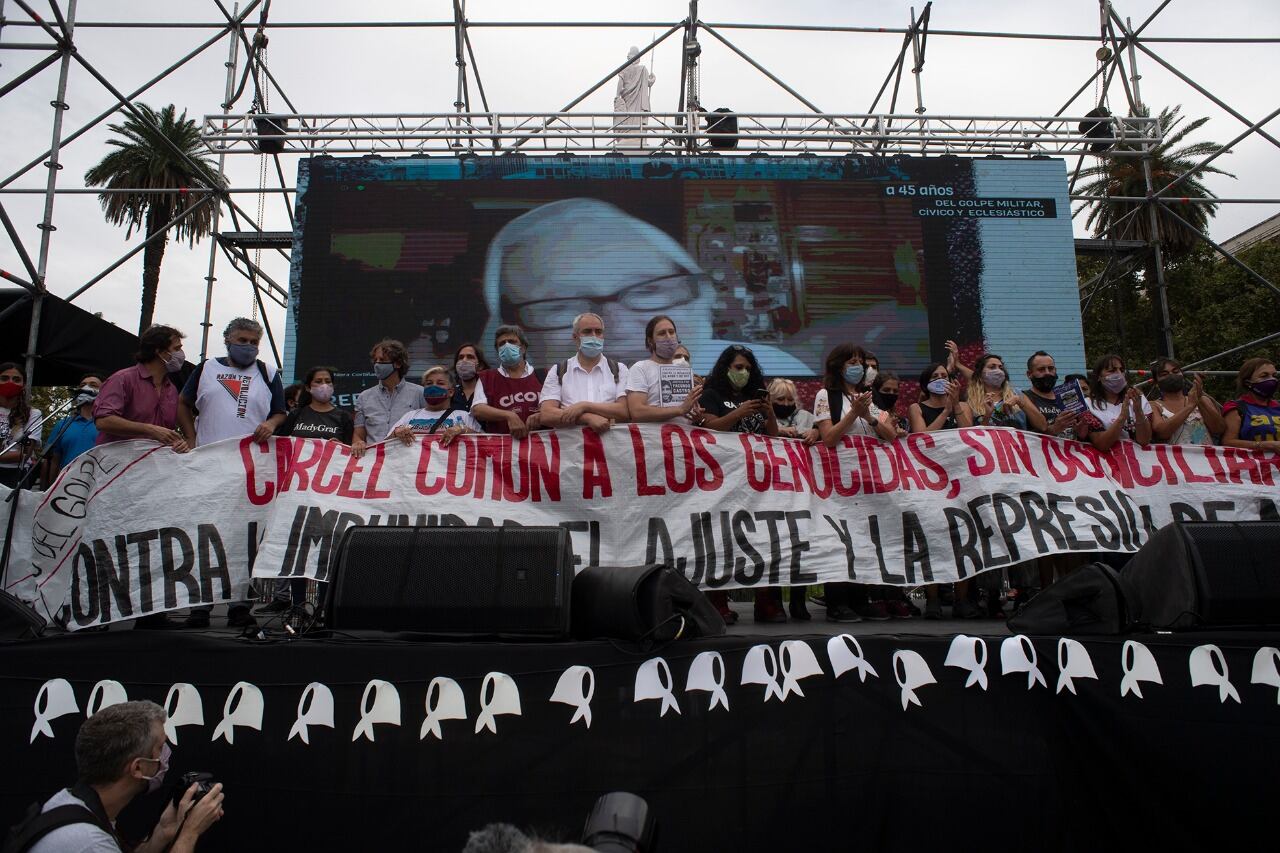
[500,272,705,331]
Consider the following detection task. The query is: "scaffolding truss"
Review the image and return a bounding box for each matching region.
[1,0,1277,380]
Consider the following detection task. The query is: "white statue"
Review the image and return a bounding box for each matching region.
[614,46,655,148]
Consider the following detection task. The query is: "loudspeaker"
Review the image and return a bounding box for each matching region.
[0,590,47,639]
[1123,521,1280,630]
[1006,562,1131,635]
[705,108,739,150]
[327,525,573,636]
[571,564,726,642]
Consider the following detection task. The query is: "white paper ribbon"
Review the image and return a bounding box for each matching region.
[778,640,824,700]
[549,666,595,728]
[86,680,128,717]
[634,658,681,717]
[163,683,205,744]
[1120,640,1163,699]
[892,650,936,710]
[944,635,988,690]
[827,634,878,682]
[288,682,334,744]
[740,644,784,703]
[1000,635,1046,690]
[1189,644,1240,704]
[211,682,264,744]
[1250,647,1280,703]
[30,678,78,743]
[1055,638,1098,695]
[351,679,401,742]
[421,677,467,740]
[475,672,523,733]
[684,651,730,711]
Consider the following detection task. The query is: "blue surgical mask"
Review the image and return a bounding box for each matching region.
[423,384,450,402]
[579,336,605,358]
[498,343,523,367]
[227,343,258,368]
[927,378,948,396]
[843,364,865,386]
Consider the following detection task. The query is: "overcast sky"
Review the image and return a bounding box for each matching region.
[1,0,1277,365]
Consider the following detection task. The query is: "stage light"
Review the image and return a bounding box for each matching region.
[1079,106,1115,154]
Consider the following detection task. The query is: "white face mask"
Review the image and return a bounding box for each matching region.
[138,742,171,793]
[672,357,689,366]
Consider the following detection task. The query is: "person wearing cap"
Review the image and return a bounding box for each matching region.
[42,373,104,486]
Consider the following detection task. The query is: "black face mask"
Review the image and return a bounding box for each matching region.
[1030,374,1057,393]
[877,394,899,410]
[1157,375,1188,394]
[773,404,796,419]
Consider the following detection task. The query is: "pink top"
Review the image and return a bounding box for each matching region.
[93,363,179,444]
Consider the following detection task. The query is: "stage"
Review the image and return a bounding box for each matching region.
[2,604,1275,852]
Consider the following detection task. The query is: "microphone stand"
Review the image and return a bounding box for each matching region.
[0,397,76,606]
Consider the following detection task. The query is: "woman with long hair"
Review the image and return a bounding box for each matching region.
[1221,356,1279,447]
[813,344,895,623]
[1082,353,1152,451]
[966,353,1047,431]
[699,344,784,623]
[0,362,39,489]
[1148,358,1224,445]
[624,315,703,423]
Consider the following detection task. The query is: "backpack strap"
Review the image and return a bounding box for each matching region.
[828,387,844,423]
[256,359,272,386]
[606,357,620,383]
[3,785,117,853]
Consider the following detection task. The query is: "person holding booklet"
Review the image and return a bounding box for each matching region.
[624,315,702,422]
[1022,351,1083,440]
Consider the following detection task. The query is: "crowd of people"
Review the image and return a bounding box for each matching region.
[2,312,1277,629]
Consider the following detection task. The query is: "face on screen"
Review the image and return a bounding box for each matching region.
[488,198,714,367]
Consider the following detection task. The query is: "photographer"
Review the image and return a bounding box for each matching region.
[13,701,223,853]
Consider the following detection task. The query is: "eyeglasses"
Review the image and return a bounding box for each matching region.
[501,272,705,332]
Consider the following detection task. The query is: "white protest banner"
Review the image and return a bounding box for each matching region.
[12,425,1280,629]
[0,484,40,603]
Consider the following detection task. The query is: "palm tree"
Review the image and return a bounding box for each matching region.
[1075,104,1234,356]
[85,104,226,334]
[1076,104,1234,251]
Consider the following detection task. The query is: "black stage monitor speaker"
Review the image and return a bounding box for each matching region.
[0,589,47,639]
[1123,521,1280,630]
[571,564,726,642]
[327,525,573,636]
[1007,562,1130,635]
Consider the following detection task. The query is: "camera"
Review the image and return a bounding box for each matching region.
[173,771,215,806]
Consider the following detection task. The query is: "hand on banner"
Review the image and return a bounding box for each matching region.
[149,424,189,453]
[559,402,590,425]
[392,426,416,446]
[439,425,468,446]
[351,436,368,458]
[580,413,613,435]
[507,412,530,439]
[251,422,275,443]
[802,427,820,446]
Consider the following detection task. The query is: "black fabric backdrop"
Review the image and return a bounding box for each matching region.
[0,289,137,386]
[1,629,1275,852]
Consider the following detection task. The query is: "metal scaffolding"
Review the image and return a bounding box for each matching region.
[1,0,1277,380]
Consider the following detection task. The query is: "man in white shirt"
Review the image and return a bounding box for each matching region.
[177,317,286,629]
[539,313,630,433]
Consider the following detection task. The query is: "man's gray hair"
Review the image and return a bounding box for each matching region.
[75,700,166,785]
[571,313,603,334]
[494,324,529,350]
[223,317,263,340]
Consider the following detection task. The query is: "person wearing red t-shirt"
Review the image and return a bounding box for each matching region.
[1222,356,1279,447]
[471,324,544,438]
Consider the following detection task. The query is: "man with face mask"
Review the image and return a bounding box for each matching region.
[177,318,287,448]
[41,373,104,486]
[177,318,287,629]
[539,313,630,434]
[471,325,544,439]
[18,701,224,853]
[352,338,423,458]
[1023,351,1082,441]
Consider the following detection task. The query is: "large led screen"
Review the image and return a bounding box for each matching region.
[286,155,1081,403]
